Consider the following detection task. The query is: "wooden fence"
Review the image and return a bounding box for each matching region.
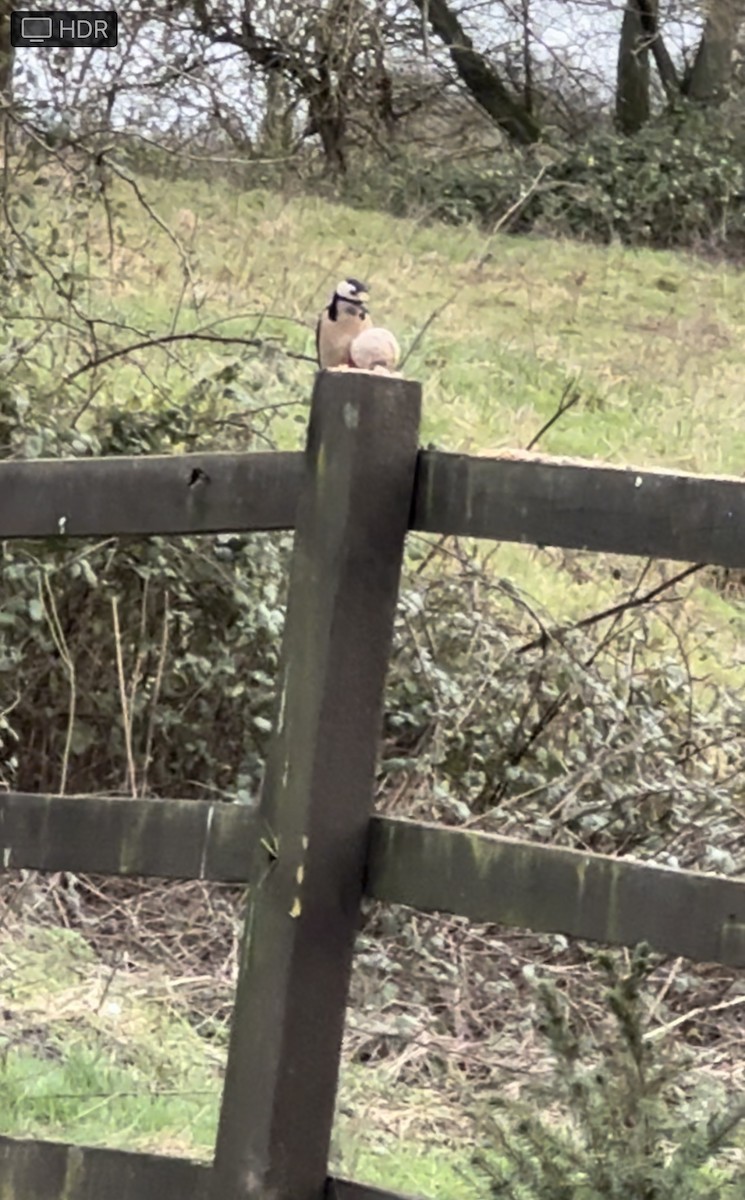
[0,370,743,1200]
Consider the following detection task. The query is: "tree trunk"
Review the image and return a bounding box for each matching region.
[616,1,650,134]
[258,71,295,156]
[687,0,742,103]
[637,0,680,97]
[310,107,347,175]
[521,0,534,115]
[412,0,540,145]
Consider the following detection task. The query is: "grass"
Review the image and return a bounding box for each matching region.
[9,165,742,681]
[12,167,745,474]
[0,925,220,1157]
[2,163,743,1193]
[109,179,745,475]
[0,922,485,1196]
[336,1142,482,1199]
[2,925,740,1198]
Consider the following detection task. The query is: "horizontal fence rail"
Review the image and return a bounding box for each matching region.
[0,449,742,570]
[0,1137,416,1200]
[3,795,743,966]
[0,452,303,538]
[0,793,256,881]
[0,1137,210,1200]
[366,818,745,968]
[412,451,745,568]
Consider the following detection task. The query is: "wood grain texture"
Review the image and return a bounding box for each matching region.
[0,451,303,537]
[0,1136,210,1200]
[367,817,745,966]
[412,451,745,567]
[4,795,742,967]
[0,793,257,881]
[0,1138,422,1200]
[211,371,422,1200]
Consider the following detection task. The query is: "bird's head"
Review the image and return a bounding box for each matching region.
[335,277,369,305]
[328,277,370,320]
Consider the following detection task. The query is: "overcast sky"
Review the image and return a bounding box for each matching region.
[11,1,703,136]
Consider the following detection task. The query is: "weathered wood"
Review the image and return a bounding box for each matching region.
[412,451,745,567]
[366,817,745,966]
[5,792,743,968]
[4,793,743,968]
[4,444,742,565]
[0,451,303,538]
[0,1137,421,1200]
[0,1136,210,1200]
[211,372,422,1200]
[327,1179,424,1200]
[0,793,257,881]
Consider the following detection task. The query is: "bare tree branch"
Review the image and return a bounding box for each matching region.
[411,0,540,143]
[516,562,705,656]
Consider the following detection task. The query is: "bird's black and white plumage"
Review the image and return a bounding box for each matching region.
[316,278,373,369]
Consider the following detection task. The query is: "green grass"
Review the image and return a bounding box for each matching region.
[15,169,745,474]
[336,1143,483,1198]
[131,181,745,475]
[0,926,220,1158]
[4,926,739,1196]
[0,1047,218,1157]
[0,924,484,1195]
[5,929,737,1198]
[11,167,741,675]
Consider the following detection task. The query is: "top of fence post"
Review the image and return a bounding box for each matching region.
[211,369,422,1200]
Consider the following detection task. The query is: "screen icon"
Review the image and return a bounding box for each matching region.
[19,15,53,39]
[11,10,118,47]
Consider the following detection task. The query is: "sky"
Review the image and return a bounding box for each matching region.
[9,1,704,139]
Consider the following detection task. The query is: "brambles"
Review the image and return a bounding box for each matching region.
[351,114,745,256]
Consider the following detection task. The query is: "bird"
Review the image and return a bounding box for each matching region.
[316,278,373,369]
[348,326,401,375]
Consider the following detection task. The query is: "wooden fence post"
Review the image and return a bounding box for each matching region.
[210,371,422,1200]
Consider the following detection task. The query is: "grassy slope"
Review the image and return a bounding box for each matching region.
[3,171,743,1193]
[58,172,745,476]
[81,176,744,665]
[132,178,745,472]
[80,174,742,696]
